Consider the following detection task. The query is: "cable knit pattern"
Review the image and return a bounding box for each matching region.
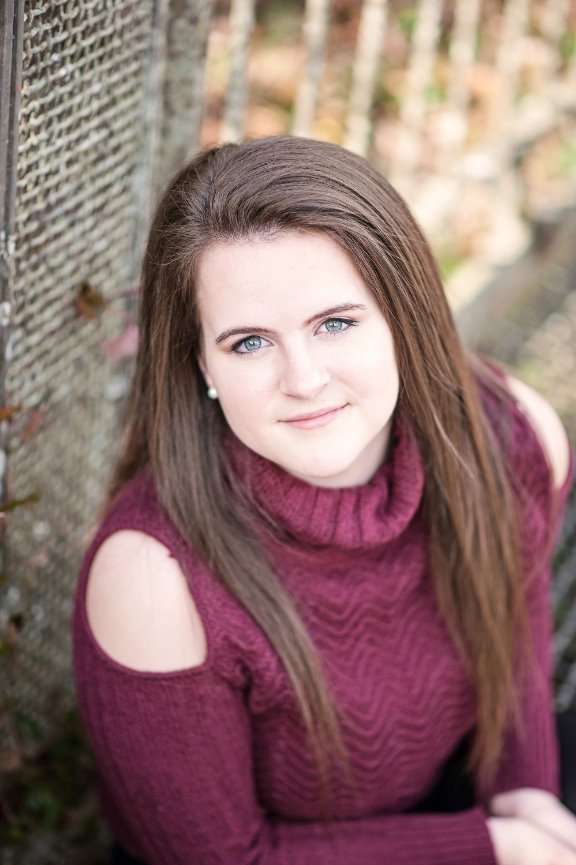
[72,373,574,865]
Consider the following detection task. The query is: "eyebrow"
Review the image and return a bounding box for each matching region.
[214,303,368,344]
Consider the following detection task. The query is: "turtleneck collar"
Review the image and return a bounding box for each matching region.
[223,407,426,554]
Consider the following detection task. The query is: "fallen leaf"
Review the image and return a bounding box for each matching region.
[20,409,45,442]
[0,492,40,514]
[20,408,46,442]
[74,282,108,320]
[0,405,22,422]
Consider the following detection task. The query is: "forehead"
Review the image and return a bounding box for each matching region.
[196,231,375,325]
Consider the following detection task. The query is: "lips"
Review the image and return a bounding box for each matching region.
[283,404,346,422]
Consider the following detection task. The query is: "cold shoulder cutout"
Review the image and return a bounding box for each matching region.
[85,529,208,674]
[504,373,572,492]
[73,467,251,688]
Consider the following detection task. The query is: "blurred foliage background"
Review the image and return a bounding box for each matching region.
[0,1,575,862]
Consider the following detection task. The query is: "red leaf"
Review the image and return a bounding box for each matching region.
[20,409,45,442]
[101,324,139,361]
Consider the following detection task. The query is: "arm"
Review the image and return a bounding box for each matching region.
[73,530,497,865]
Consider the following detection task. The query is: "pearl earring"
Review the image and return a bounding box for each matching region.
[207,386,218,400]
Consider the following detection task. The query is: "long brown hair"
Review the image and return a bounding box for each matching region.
[105,135,532,813]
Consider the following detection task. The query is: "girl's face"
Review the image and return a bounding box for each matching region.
[197,231,400,488]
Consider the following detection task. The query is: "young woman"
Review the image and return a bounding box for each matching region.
[72,135,575,865]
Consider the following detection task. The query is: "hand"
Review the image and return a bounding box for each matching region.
[487,815,576,865]
[490,789,576,854]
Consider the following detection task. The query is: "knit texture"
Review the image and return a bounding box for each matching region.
[72,374,574,865]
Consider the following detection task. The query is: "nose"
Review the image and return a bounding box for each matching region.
[278,344,330,399]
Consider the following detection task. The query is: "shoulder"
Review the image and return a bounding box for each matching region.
[503,373,571,492]
[85,529,208,672]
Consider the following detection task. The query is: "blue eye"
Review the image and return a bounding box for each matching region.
[320,317,356,334]
[231,334,270,355]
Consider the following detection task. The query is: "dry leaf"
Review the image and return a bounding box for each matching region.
[20,408,45,442]
[0,405,23,422]
[0,491,40,515]
[74,281,108,320]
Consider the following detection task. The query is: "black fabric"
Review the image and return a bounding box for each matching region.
[109,711,576,863]
[410,710,576,815]
[409,710,576,816]
[409,730,476,814]
[110,842,148,865]
[557,708,576,814]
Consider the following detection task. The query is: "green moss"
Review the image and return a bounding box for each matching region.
[398,7,418,40]
[559,138,576,176]
[257,0,303,44]
[425,82,447,105]
[437,245,466,280]
[560,30,576,63]
[373,78,400,114]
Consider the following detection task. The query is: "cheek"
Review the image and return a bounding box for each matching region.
[217,394,261,448]
[220,375,274,420]
[212,366,271,437]
[344,331,397,385]
[213,354,275,393]
[351,337,399,421]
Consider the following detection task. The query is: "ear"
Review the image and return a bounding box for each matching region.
[197,354,211,388]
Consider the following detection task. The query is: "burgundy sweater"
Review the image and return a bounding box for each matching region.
[72,378,574,865]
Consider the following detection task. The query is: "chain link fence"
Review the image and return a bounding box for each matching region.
[1,0,167,770]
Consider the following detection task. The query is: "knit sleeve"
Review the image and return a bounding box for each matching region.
[73,654,497,865]
[483,424,575,801]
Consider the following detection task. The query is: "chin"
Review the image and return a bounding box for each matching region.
[284,452,363,487]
